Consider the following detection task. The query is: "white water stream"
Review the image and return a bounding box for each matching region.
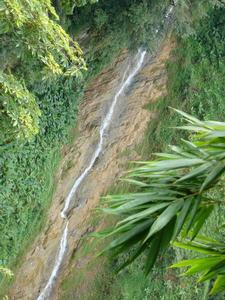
[61,49,146,218]
[37,49,146,300]
[36,4,176,298]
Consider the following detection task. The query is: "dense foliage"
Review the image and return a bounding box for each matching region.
[0,0,88,283]
[0,72,41,143]
[0,78,82,271]
[0,0,172,290]
[172,237,225,295]
[59,0,99,15]
[1,0,225,297]
[0,0,86,144]
[70,0,171,76]
[0,0,85,75]
[146,2,225,152]
[98,111,225,294]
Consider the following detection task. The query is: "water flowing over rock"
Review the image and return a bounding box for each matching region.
[37,223,68,300]
[9,37,175,299]
[36,49,146,300]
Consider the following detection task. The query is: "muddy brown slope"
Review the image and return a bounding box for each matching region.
[9,38,174,300]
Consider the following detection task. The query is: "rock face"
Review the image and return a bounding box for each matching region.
[9,38,175,300]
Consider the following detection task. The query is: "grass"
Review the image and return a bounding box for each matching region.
[0,148,61,297]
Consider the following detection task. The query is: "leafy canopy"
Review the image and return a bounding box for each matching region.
[0,0,86,76]
[61,0,99,15]
[0,72,41,143]
[0,0,87,144]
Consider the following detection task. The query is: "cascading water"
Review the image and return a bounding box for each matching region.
[37,223,68,300]
[61,49,146,219]
[37,49,146,300]
[37,4,176,299]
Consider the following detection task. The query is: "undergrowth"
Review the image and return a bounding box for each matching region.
[0,78,82,295]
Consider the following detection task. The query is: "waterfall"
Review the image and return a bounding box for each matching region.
[36,2,177,297]
[37,49,146,300]
[61,49,146,218]
[37,223,68,300]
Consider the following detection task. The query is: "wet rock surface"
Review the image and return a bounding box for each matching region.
[9,38,175,300]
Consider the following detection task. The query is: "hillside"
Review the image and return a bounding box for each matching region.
[1,1,225,299]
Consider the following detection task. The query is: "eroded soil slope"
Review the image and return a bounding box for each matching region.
[10,38,175,300]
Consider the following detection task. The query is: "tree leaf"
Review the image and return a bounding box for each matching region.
[144,199,183,242]
[177,125,209,132]
[153,158,204,172]
[117,202,170,226]
[171,256,223,268]
[183,196,201,237]
[201,161,225,192]
[145,233,162,274]
[189,206,214,240]
[173,197,192,240]
[198,263,225,283]
[171,108,207,127]
[211,275,225,295]
[185,257,224,276]
[106,195,175,214]
[103,219,153,252]
[160,217,176,252]
[173,241,220,255]
[177,162,212,182]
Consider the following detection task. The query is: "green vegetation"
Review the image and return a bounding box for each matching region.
[0,78,82,294]
[1,0,225,298]
[69,0,171,77]
[61,2,225,299]
[98,111,225,294]
[0,0,86,290]
[0,0,86,144]
[0,0,174,294]
[144,3,225,154]
[60,184,207,300]
[95,2,225,298]
[0,72,41,142]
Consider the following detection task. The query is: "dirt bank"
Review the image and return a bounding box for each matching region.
[9,38,175,300]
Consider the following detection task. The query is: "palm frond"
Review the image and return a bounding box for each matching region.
[171,237,225,295]
[96,110,225,278]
